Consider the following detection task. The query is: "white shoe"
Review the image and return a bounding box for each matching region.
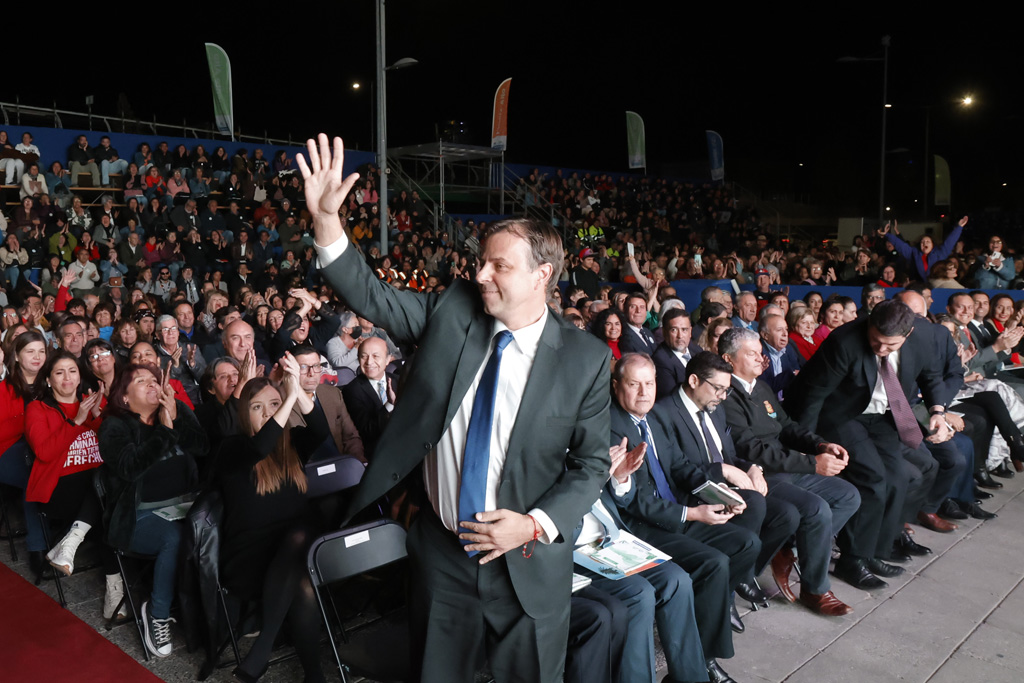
[142,601,175,658]
[103,574,130,621]
[46,521,91,577]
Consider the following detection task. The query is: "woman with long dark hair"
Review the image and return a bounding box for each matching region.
[99,363,207,657]
[0,332,49,576]
[217,353,326,682]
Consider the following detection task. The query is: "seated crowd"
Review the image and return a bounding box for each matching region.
[0,128,1022,683]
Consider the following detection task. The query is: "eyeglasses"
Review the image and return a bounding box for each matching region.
[702,378,733,398]
[158,327,177,334]
[88,350,113,362]
[160,271,170,276]
[299,363,329,375]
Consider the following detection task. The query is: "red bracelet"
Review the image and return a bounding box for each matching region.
[522,514,540,559]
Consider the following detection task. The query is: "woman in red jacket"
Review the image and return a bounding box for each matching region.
[0,331,49,576]
[25,351,107,577]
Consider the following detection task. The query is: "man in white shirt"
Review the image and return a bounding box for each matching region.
[299,135,611,682]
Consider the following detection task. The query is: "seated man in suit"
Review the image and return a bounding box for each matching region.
[758,314,804,397]
[785,300,949,590]
[731,292,758,332]
[719,328,860,616]
[288,344,365,463]
[609,352,752,682]
[657,351,803,613]
[619,292,658,356]
[341,336,394,460]
[947,292,1020,378]
[572,438,709,683]
[653,308,703,400]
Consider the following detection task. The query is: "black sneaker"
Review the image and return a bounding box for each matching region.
[142,601,175,658]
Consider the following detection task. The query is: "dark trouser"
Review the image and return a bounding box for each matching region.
[0,441,45,552]
[920,438,966,513]
[41,468,116,574]
[643,521,759,661]
[566,586,627,683]
[407,509,569,683]
[945,433,978,504]
[823,414,909,561]
[587,560,707,683]
[958,402,995,474]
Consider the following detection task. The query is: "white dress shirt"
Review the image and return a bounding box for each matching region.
[677,387,723,462]
[865,350,899,415]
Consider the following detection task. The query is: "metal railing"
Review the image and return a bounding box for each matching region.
[0,99,298,146]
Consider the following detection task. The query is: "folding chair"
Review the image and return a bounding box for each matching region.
[307,519,410,683]
[0,485,21,561]
[93,472,157,661]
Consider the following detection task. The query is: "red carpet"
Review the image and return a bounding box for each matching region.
[0,562,161,682]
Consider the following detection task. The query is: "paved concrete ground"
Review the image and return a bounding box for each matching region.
[658,471,1024,683]
[4,471,1024,683]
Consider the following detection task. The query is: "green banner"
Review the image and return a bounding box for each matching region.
[205,43,233,138]
[626,111,646,170]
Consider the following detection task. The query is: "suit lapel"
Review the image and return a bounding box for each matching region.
[506,315,564,465]
[444,311,491,428]
[670,391,709,462]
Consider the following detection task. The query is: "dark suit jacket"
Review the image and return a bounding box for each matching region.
[968,320,995,349]
[325,242,612,619]
[288,384,365,462]
[652,343,687,400]
[723,377,822,475]
[608,402,711,536]
[342,373,393,458]
[619,324,657,356]
[657,390,755,476]
[757,340,804,396]
[784,317,945,434]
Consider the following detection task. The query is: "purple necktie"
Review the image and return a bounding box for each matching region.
[878,355,923,449]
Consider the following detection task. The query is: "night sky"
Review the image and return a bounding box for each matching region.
[7,6,1023,219]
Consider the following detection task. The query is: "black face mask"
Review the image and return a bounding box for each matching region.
[353,326,365,337]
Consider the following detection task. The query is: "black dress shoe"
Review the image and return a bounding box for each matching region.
[730,603,745,633]
[992,463,1016,479]
[938,499,969,521]
[707,658,738,683]
[867,558,905,577]
[735,581,769,605]
[897,529,932,556]
[974,487,994,500]
[976,470,1004,489]
[888,543,912,563]
[962,502,997,520]
[833,558,888,590]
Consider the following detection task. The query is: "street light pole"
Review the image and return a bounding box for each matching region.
[878,35,890,224]
[376,0,388,257]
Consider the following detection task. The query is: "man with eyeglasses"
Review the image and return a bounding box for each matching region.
[155,314,206,406]
[153,268,177,302]
[287,343,365,464]
[658,352,800,625]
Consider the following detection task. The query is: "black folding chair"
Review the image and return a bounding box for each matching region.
[307,519,410,683]
[0,485,21,561]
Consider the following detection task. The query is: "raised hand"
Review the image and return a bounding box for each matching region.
[296,135,361,246]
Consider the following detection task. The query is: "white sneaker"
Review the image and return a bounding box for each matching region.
[46,521,91,576]
[142,601,175,658]
[103,574,130,621]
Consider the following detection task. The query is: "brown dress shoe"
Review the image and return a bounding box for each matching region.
[799,590,853,616]
[770,547,797,602]
[917,511,958,533]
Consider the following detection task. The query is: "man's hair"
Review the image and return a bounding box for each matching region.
[734,291,756,305]
[968,290,989,300]
[685,351,733,383]
[661,307,690,327]
[758,304,784,322]
[718,327,759,357]
[290,343,319,360]
[904,281,929,295]
[481,218,562,297]
[869,300,916,337]
[946,291,973,309]
[625,292,647,307]
[611,352,654,383]
[861,282,884,306]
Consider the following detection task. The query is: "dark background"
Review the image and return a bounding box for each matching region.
[7,5,1021,218]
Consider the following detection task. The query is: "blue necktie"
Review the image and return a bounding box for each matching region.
[638,418,677,503]
[459,330,515,553]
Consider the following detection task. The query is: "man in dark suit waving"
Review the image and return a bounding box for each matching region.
[299,135,611,683]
